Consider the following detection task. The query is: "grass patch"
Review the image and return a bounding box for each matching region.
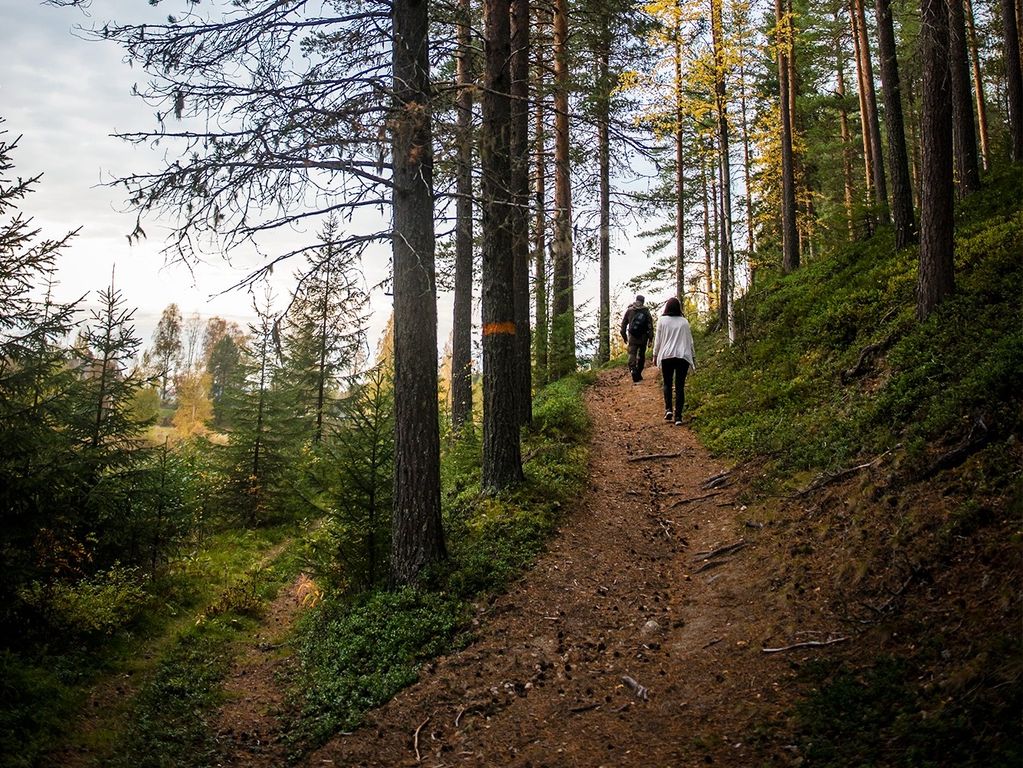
[292,373,592,748]
[0,523,301,768]
[688,167,1022,479]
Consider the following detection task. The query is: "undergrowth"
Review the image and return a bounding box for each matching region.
[292,373,592,748]
[688,167,1022,479]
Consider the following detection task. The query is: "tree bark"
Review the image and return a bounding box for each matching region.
[874,0,917,246]
[1003,0,1023,161]
[597,13,612,364]
[850,3,875,232]
[701,156,715,310]
[481,0,525,491]
[948,0,982,193]
[451,0,474,432]
[390,0,447,585]
[674,18,686,301]
[852,0,889,224]
[964,0,990,170]
[836,28,856,239]
[549,0,576,379]
[510,0,532,424]
[533,9,549,386]
[776,0,800,272]
[712,0,734,341]
[917,0,956,320]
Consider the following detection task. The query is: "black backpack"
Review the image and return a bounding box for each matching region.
[628,307,650,337]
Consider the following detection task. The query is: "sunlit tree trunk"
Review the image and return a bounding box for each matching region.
[852,0,889,224]
[776,0,800,272]
[701,156,715,310]
[390,0,447,585]
[964,0,990,170]
[712,0,734,341]
[674,16,686,300]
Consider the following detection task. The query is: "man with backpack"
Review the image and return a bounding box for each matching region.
[620,294,653,383]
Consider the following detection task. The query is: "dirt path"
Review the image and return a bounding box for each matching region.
[213,572,314,766]
[305,368,804,767]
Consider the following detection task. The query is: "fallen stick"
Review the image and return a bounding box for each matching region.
[628,452,683,463]
[670,490,723,508]
[692,539,747,560]
[569,703,600,713]
[701,470,732,489]
[413,716,430,762]
[621,675,649,701]
[693,558,730,573]
[761,636,849,653]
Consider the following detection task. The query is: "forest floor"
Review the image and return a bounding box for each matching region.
[295,366,819,767]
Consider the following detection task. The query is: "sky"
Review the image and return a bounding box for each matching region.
[1,0,649,361]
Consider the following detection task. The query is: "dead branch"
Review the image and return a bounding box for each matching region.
[670,491,723,508]
[413,716,430,762]
[693,558,730,573]
[793,446,899,497]
[761,636,849,653]
[569,703,600,713]
[692,539,747,560]
[919,425,993,479]
[702,637,723,649]
[621,675,649,701]
[628,452,683,462]
[701,470,733,489]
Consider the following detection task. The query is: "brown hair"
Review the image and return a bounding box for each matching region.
[662,297,682,316]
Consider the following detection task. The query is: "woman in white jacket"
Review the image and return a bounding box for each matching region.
[651,297,696,425]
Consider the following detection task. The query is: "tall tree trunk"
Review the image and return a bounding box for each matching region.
[1003,0,1023,161]
[776,0,800,272]
[390,0,447,585]
[918,0,956,320]
[533,43,549,385]
[451,0,474,433]
[850,4,875,232]
[510,0,532,424]
[964,0,991,170]
[949,0,982,193]
[701,156,714,310]
[481,0,525,491]
[712,0,734,341]
[596,14,612,364]
[674,19,686,300]
[315,254,330,442]
[852,0,890,224]
[874,0,917,246]
[549,0,576,379]
[738,49,756,262]
[836,29,856,239]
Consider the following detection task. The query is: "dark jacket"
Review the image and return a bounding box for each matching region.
[621,302,653,343]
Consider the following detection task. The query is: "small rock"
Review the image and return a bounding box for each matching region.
[640,619,662,636]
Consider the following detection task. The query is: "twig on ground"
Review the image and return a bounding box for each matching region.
[793,446,899,497]
[670,491,723,508]
[762,636,849,653]
[628,452,683,462]
[702,637,723,649]
[693,558,730,573]
[621,675,650,701]
[701,470,733,489]
[413,716,430,762]
[692,539,747,560]
[569,703,600,713]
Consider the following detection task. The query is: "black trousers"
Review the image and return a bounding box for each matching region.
[661,357,690,416]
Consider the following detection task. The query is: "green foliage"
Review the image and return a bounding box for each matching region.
[19,566,149,637]
[295,588,469,743]
[796,655,1023,767]
[688,169,1023,475]
[293,373,592,750]
[0,651,74,768]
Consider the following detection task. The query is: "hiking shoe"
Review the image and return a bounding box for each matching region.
[664,410,673,421]
[674,419,683,426]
